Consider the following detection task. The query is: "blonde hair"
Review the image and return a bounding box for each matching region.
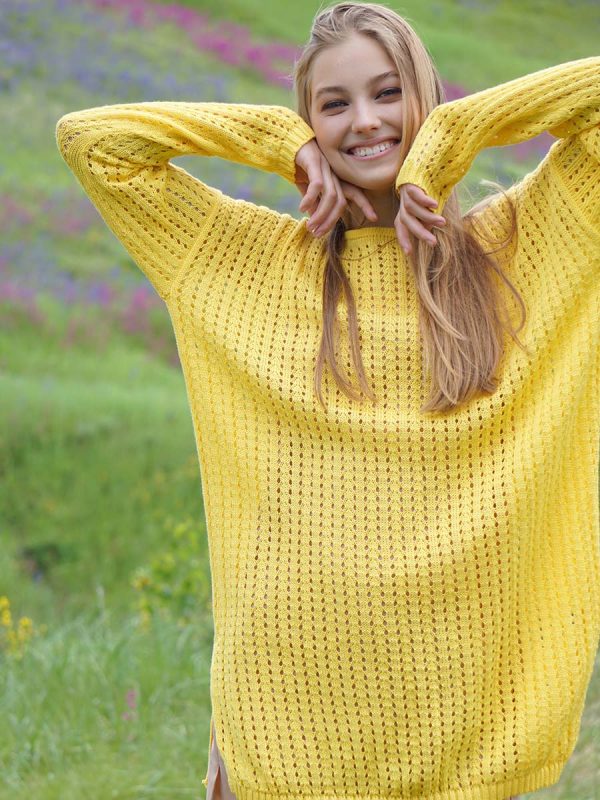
[292,1,529,414]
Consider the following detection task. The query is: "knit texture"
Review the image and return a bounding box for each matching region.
[56,56,600,800]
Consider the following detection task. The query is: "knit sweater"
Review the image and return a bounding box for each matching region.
[56,56,600,800]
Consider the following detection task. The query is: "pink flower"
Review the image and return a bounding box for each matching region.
[125,688,137,710]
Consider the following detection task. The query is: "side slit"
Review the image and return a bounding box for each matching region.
[210,723,236,800]
[203,716,219,795]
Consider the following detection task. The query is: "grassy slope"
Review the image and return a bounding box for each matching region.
[151,0,600,85]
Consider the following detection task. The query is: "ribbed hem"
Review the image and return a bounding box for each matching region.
[223,758,565,800]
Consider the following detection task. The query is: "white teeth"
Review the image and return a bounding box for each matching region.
[350,140,397,157]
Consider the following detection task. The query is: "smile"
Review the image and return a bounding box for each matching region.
[346,139,400,159]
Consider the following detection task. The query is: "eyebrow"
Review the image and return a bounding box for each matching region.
[314,70,400,101]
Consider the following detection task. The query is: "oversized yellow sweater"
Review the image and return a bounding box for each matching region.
[56,57,600,800]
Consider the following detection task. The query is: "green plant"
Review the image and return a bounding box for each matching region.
[131,516,211,628]
[0,596,46,660]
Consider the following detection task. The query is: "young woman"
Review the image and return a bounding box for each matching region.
[56,2,599,800]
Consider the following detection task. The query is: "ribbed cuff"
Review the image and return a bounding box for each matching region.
[395,165,446,211]
[277,110,316,185]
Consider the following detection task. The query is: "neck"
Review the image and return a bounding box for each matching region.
[346,187,400,229]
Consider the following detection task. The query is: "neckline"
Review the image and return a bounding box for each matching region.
[340,226,405,263]
[344,227,397,241]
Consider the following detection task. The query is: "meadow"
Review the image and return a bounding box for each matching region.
[1,0,599,797]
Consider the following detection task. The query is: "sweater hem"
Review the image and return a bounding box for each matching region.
[223,758,565,800]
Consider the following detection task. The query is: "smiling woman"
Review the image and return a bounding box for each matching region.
[307,40,406,228]
[291,4,529,415]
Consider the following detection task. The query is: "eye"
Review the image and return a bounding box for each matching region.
[379,87,402,98]
[321,87,402,111]
[322,100,345,110]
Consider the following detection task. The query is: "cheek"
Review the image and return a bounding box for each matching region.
[313,120,343,152]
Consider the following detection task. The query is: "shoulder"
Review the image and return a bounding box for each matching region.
[212,193,307,247]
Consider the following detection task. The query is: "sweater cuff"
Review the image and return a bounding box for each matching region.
[276,110,316,185]
[395,163,447,212]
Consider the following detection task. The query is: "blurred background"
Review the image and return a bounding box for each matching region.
[1,1,599,797]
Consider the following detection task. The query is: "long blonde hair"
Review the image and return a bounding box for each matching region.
[292,1,529,414]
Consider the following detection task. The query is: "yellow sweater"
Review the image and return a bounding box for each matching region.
[56,57,599,800]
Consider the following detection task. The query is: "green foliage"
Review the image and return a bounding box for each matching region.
[131,517,212,628]
[0,595,47,661]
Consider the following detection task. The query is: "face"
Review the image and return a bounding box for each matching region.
[308,32,404,195]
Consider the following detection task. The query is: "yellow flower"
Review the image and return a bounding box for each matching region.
[131,573,152,590]
[17,617,34,643]
[0,598,45,658]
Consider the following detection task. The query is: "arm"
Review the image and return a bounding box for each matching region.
[55,102,316,301]
[395,57,600,219]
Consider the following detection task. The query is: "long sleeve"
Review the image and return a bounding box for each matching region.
[55,102,316,301]
[395,57,600,226]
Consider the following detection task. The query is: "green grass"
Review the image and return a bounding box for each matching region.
[1,613,213,799]
[1,303,203,625]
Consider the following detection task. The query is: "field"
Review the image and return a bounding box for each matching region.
[1,0,599,797]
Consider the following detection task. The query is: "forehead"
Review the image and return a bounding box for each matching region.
[310,33,395,93]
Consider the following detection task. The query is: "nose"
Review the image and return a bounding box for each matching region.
[351,100,381,133]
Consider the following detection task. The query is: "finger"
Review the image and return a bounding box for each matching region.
[394,216,412,253]
[408,219,438,245]
[298,187,313,211]
[312,183,348,236]
[342,182,378,222]
[299,159,324,216]
[300,192,319,218]
[300,187,321,217]
[402,194,446,228]
[308,174,345,236]
[296,184,309,204]
[399,209,438,245]
[405,184,439,209]
[307,159,339,230]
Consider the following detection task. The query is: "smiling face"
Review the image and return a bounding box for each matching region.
[308,32,404,197]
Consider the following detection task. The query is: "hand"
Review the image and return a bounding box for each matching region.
[395,183,447,254]
[295,139,378,236]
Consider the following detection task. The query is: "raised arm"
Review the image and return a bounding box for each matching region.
[395,57,600,219]
[55,102,316,301]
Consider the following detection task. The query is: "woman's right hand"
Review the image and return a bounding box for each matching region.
[294,139,378,236]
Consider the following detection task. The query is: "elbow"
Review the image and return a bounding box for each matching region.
[55,113,81,163]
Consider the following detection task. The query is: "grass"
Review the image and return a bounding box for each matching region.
[2,613,213,799]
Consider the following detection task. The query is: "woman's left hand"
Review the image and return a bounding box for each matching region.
[395,183,447,253]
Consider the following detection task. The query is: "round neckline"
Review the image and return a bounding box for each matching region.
[344,227,397,241]
[340,226,405,262]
